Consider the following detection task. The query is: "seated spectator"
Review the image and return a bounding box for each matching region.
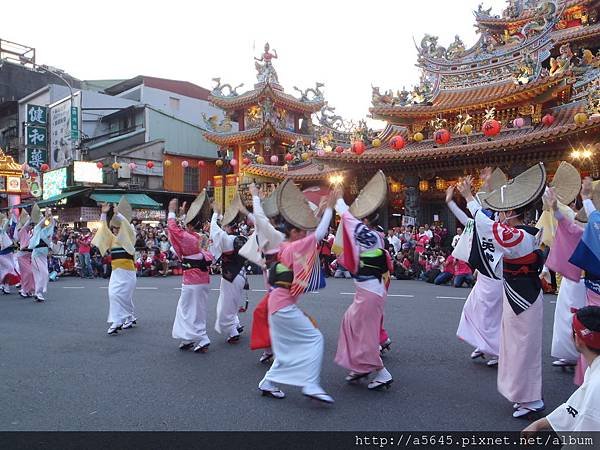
[151,248,169,277]
[158,234,170,253]
[330,259,351,279]
[62,253,77,276]
[136,250,153,277]
[434,255,455,285]
[423,251,445,284]
[90,246,103,278]
[453,257,474,288]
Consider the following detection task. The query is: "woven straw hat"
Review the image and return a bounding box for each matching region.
[109,196,133,227]
[261,184,281,218]
[221,192,243,227]
[476,168,507,202]
[277,178,319,230]
[482,163,546,212]
[575,180,600,223]
[349,170,387,219]
[550,161,581,206]
[30,204,41,224]
[185,190,210,226]
[18,209,30,228]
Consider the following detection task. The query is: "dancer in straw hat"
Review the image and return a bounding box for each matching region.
[537,162,586,370]
[446,168,507,367]
[258,179,335,403]
[15,207,35,299]
[239,183,285,364]
[455,163,547,419]
[332,170,394,390]
[167,192,214,353]
[210,193,254,344]
[0,212,19,295]
[92,198,138,335]
[28,205,55,302]
[544,177,600,386]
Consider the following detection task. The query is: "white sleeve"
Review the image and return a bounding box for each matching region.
[246,213,255,226]
[583,199,597,216]
[315,208,333,242]
[252,195,265,218]
[167,212,176,220]
[447,201,469,226]
[335,198,349,215]
[467,200,482,217]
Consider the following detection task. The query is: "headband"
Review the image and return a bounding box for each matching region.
[572,313,600,350]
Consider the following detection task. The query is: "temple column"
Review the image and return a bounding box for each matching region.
[404,175,420,224]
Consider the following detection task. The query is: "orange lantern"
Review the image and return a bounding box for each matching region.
[482,119,501,137]
[434,129,451,145]
[413,132,424,142]
[390,135,405,150]
[163,159,172,168]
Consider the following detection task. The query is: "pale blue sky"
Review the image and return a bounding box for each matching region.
[3,0,506,122]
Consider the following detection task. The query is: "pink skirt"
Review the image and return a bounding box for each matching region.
[335,283,385,373]
[497,290,543,403]
[457,274,503,356]
[17,252,35,295]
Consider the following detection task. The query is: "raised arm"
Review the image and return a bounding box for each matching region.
[445,185,469,226]
[581,177,597,216]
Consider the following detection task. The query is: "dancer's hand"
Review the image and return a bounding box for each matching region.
[180,201,187,216]
[581,176,593,201]
[249,183,259,197]
[542,188,558,211]
[457,176,473,199]
[168,199,178,213]
[101,203,111,214]
[445,185,455,204]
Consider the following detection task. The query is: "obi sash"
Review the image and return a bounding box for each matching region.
[503,251,543,315]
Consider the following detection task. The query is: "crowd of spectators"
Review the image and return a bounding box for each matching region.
[46,216,476,289]
[318,222,476,288]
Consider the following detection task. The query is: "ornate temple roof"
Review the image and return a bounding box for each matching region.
[320,101,600,169]
[208,81,324,114]
[474,0,596,27]
[0,147,24,176]
[203,120,312,146]
[371,74,571,119]
[242,160,346,182]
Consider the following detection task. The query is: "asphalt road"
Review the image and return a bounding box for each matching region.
[1,275,576,431]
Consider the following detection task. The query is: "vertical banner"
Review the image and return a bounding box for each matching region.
[25,104,49,170]
[49,93,80,169]
[225,174,238,210]
[213,175,224,211]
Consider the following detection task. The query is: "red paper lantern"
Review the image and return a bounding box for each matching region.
[242,157,250,165]
[482,119,501,137]
[434,129,451,145]
[198,160,206,168]
[96,161,104,169]
[335,146,344,154]
[390,135,405,150]
[285,153,294,162]
[352,140,366,155]
[542,114,555,126]
[40,163,49,172]
[146,161,154,169]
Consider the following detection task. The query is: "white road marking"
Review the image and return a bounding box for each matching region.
[62,286,85,289]
[174,288,182,290]
[211,288,220,291]
[340,292,355,295]
[436,296,466,300]
[252,289,267,292]
[550,301,556,304]
[388,294,414,298]
[136,287,158,290]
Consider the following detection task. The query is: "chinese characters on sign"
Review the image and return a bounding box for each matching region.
[27,105,47,125]
[25,105,49,171]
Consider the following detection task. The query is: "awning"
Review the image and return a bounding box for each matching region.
[37,188,91,207]
[90,193,162,209]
